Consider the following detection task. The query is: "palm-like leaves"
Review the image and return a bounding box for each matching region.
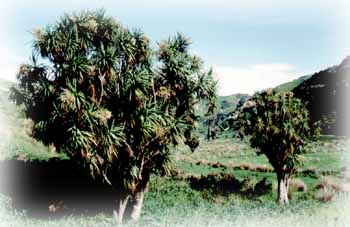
[235,90,318,172]
[233,90,319,204]
[10,11,217,193]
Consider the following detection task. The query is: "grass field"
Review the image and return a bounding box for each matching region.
[0,136,349,226]
[1,79,350,226]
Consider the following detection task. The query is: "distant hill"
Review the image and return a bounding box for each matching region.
[214,74,310,117]
[196,93,251,136]
[198,74,318,137]
[292,56,350,136]
[218,94,250,112]
[275,75,311,92]
[209,57,350,137]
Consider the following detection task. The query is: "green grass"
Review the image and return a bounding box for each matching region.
[175,137,350,175]
[175,138,266,165]
[1,184,350,227]
[1,136,346,226]
[171,136,349,210]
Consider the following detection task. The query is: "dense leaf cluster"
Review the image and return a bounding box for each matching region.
[234,90,318,174]
[10,10,217,192]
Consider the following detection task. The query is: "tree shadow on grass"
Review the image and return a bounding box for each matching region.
[186,172,272,200]
[0,159,272,219]
[0,159,122,218]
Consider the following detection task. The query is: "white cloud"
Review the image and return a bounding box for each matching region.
[0,47,25,82]
[213,63,306,96]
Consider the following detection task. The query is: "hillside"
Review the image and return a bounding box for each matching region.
[275,75,311,92]
[0,79,67,161]
[213,57,350,137]
[196,93,250,136]
[199,74,311,137]
[218,94,250,112]
[292,56,350,136]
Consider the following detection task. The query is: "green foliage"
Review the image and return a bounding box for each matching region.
[10,10,217,192]
[234,89,319,175]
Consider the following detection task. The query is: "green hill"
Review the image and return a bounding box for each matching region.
[275,75,311,92]
[0,79,67,161]
[204,58,349,137]
[292,56,350,136]
[218,94,250,112]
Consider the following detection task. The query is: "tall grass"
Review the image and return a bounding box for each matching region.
[1,193,349,227]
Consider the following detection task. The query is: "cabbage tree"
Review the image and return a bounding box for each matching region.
[234,90,318,204]
[11,10,217,222]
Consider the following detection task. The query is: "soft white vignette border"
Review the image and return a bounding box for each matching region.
[0,0,349,226]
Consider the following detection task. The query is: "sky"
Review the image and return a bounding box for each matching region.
[0,0,349,95]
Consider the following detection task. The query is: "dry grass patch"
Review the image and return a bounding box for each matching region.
[254,165,273,173]
[315,188,336,202]
[314,176,350,202]
[289,178,308,192]
[315,177,341,191]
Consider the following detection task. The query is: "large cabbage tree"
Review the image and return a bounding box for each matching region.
[11,10,217,222]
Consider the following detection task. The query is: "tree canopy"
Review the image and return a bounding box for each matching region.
[10,10,217,221]
[233,89,319,204]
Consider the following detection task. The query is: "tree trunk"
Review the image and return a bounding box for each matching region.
[113,194,130,224]
[277,174,290,204]
[207,123,211,141]
[285,177,291,196]
[130,186,146,221]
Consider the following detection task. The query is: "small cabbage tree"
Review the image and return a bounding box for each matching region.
[11,10,217,222]
[234,90,318,204]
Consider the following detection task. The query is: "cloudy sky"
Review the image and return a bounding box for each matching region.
[0,0,349,95]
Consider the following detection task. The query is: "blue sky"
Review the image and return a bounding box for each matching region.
[0,0,349,95]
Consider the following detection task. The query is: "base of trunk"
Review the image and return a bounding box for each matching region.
[277,176,290,205]
[113,184,147,224]
[113,194,130,224]
[130,188,146,221]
